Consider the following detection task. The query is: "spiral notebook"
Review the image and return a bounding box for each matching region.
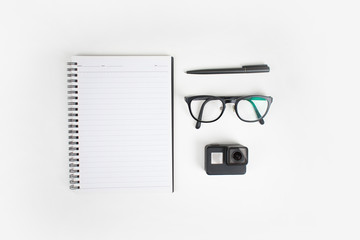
[67,56,174,191]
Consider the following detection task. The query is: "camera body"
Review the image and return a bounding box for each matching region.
[205,144,248,175]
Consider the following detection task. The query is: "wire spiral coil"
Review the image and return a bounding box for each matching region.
[67,62,80,190]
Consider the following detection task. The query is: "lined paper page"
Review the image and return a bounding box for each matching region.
[72,56,173,191]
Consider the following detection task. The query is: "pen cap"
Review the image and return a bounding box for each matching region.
[243,64,270,73]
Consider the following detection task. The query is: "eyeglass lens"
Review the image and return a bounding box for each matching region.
[190,97,223,122]
[236,97,269,121]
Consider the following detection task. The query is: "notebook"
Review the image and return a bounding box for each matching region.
[67,56,174,191]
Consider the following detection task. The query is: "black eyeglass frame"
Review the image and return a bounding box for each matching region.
[184,95,273,128]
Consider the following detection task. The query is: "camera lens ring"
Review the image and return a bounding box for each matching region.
[232,151,243,161]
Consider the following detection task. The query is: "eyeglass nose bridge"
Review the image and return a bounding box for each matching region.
[220,103,236,112]
[221,98,237,112]
[223,97,237,104]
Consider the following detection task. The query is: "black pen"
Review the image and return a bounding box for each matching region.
[186,64,270,74]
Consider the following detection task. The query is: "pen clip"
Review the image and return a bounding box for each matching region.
[242,64,269,68]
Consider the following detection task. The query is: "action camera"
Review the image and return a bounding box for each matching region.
[205,144,248,175]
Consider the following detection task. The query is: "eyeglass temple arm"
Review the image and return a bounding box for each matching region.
[195,99,211,129]
[246,99,265,125]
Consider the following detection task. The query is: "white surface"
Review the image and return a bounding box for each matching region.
[72,56,172,190]
[0,0,359,239]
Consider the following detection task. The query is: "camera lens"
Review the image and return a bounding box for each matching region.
[232,151,243,161]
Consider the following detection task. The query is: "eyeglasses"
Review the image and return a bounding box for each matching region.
[184,95,273,129]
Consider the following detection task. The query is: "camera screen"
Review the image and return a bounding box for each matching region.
[211,152,223,164]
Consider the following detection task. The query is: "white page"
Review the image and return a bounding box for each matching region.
[69,56,173,191]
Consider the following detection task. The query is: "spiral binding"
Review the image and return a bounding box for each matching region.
[67,62,80,190]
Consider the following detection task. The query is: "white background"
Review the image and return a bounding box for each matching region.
[1,0,359,239]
